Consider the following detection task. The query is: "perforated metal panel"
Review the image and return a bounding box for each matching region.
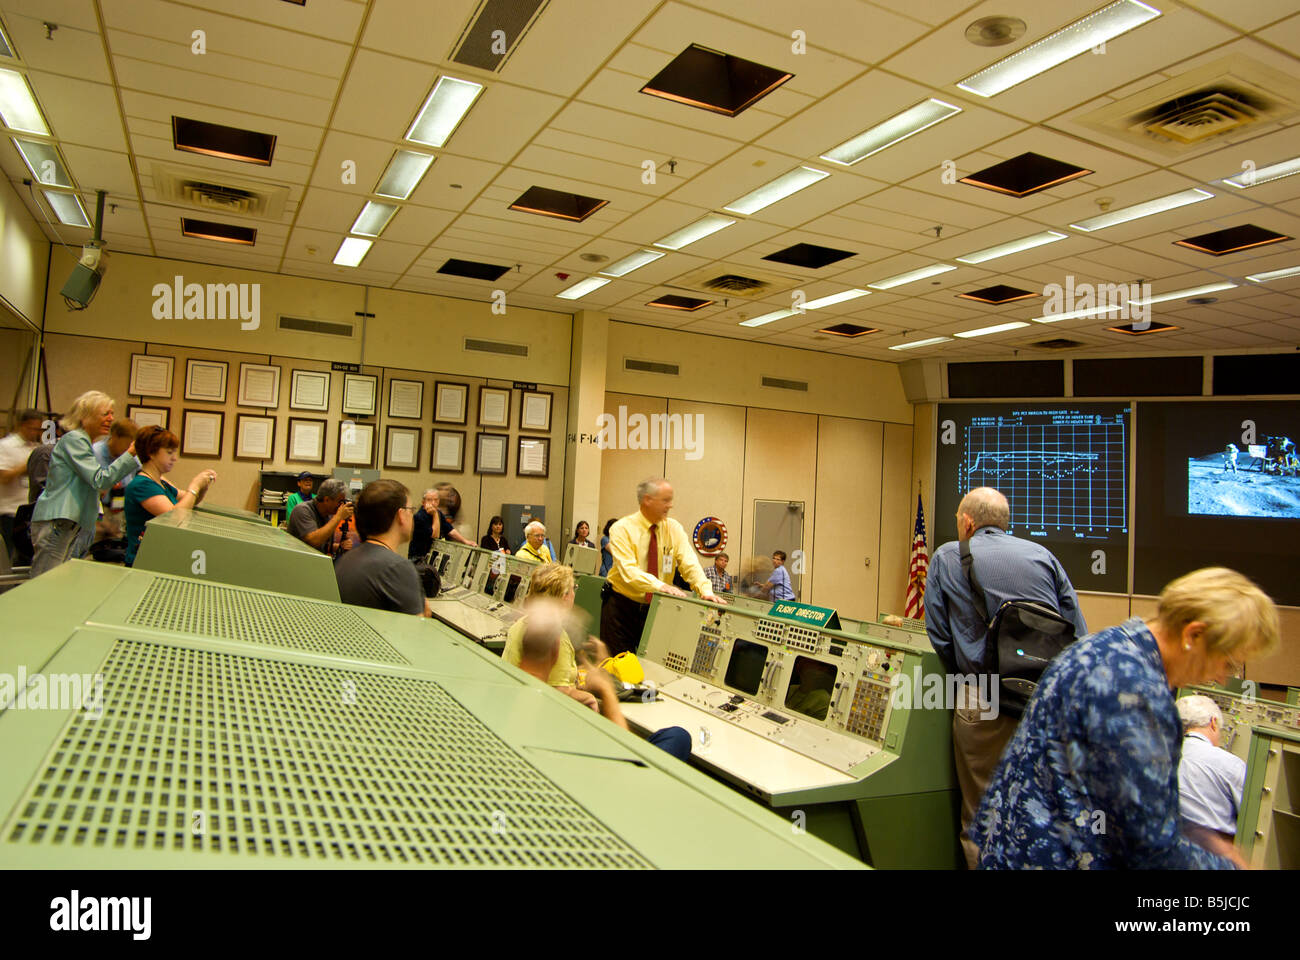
[125,578,408,664]
[4,639,650,867]
[177,513,304,547]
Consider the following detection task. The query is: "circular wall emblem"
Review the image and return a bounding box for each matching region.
[692,517,728,556]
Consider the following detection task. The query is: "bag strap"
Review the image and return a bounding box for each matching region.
[959,537,990,624]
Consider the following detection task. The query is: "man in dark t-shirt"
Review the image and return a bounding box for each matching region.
[335,478,426,616]
[288,478,352,555]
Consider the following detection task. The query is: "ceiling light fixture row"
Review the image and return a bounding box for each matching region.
[335,75,482,267]
[0,32,95,229]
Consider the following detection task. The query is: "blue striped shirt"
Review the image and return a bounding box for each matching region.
[925,526,1087,675]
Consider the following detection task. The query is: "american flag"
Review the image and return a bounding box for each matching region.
[904,494,928,619]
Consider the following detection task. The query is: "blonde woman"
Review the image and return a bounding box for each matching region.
[31,391,140,577]
[973,567,1279,870]
[501,563,581,688]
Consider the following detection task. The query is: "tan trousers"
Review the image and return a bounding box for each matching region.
[953,680,1019,869]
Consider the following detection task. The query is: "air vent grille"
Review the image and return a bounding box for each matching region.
[761,376,809,392]
[1030,338,1083,350]
[704,274,766,293]
[152,163,288,219]
[450,0,548,72]
[2,640,650,867]
[278,315,355,338]
[125,577,407,664]
[464,338,528,357]
[624,358,679,376]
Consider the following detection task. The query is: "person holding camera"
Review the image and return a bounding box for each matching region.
[288,477,353,556]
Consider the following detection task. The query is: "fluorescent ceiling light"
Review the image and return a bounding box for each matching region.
[600,249,664,277]
[953,321,1031,339]
[349,201,399,237]
[374,150,434,200]
[1222,156,1300,189]
[43,191,89,227]
[653,214,735,250]
[739,309,796,328]
[1127,282,1237,306]
[13,138,71,187]
[723,166,829,215]
[804,289,871,309]
[820,99,960,166]
[957,0,1162,98]
[956,230,1068,264]
[1032,304,1124,323]
[0,69,48,135]
[1246,265,1300,283]
[868,263,956,290]
[333,237,372,267]
[406,76,483,148]
[889,336,952,351]
[0,22,13,59]
[1070,188,1213,231]
[557,277,611,300]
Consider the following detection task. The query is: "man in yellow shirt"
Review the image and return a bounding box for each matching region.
[602,477,723,654]
[515,520,554,563]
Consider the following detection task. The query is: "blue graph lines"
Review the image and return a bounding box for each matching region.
[961,414,1127,532]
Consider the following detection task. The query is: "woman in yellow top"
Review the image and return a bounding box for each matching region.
[515,520,553,563]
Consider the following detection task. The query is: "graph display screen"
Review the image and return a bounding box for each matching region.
[1136,400,1300,604]
[936,403,1129,592]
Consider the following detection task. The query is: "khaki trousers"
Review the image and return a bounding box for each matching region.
[953,680,1019,869]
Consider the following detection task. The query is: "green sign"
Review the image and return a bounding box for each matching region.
[768,601,840,630]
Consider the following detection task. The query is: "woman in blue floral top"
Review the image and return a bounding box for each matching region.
[972,567,1278,869]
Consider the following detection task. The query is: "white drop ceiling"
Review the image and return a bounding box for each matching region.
[5,0,1300,362]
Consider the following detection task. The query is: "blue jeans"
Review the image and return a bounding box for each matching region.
[648,726,692,762]
[30,518,93,578]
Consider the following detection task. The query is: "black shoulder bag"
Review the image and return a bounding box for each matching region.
[959,537,1077,718]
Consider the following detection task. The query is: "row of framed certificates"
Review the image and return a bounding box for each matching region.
[127,355,553,430]
[125,405,550,476]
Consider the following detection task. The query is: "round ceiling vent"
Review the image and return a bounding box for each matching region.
[1187,297,1218,304]
[965,16,1027,47]
[579,253,608,263]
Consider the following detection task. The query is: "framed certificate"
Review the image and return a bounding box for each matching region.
[475,432,508,475]
[342,373,378,417]
[237,363,281,408]
[431,429,465,472]
[338,420,375,467]
[289,369,330,411]
[477,386,510,428]
[387,378,424,420]
[184,359,228,403]
[129,354,174,399]
[234,413,275,461]
[434,381,468,424]
[181,409,223,458]
[127,405,169,430]
[519,390,552,432]
[384,425,421,470]
[287,417,326,464]
[517,436,549,477]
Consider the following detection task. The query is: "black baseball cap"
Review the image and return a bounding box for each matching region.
[296,471,313,480]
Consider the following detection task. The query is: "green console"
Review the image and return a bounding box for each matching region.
[195,501,271,525]
[133,507,339,601]
[623,595,961,869]
[0,562,862,870]
[1237,725,1300,869]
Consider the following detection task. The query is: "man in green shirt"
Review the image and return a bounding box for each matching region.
[286,472,314,514]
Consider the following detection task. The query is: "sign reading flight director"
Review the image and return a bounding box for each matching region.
[768,601,840,630]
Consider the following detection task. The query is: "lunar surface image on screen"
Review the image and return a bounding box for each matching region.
[1188,435,1300,519]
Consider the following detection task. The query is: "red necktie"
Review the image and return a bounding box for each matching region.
[645,524,658,604]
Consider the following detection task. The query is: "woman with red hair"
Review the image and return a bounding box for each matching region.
[123,425,217,566]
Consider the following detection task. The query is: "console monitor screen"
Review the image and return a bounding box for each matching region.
[724,639,768,696]
[936,403,1130,592]
[784,656,836,721]
[503,574,523,604]
[483,569,499,597]
[1136,400,1300,603]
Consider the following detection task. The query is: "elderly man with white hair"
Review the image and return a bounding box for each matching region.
[515,520,553,563]
[1176,694,1248,861]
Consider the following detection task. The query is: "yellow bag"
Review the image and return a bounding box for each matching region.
[599,652,645,684]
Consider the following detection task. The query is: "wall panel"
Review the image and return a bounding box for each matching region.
[812,417,882,620]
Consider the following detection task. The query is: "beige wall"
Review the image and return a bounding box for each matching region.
[605,321,911,423]
[0,176,49,327]
[598,393,915,621]
[43,247,573,386]
[38,331,568,539]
